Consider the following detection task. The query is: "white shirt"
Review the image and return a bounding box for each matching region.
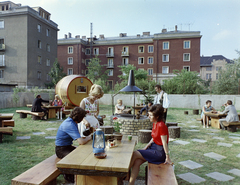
[153,90,170,109]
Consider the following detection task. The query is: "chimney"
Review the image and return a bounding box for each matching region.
[162,29,167,33]
[175,25,178,32]
[99,34,104,39]
[137,34,140,37]
[68,32,72,38]
[143,32,150,36]
[82,36,86,40]
[64,34,67,39]
[119,33,127,37]
[75,35,80,38]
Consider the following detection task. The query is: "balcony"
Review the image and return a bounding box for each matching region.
[121,51,129,57]
[107,64,114,69]
[0,44,5,50]
[106,53,114,57]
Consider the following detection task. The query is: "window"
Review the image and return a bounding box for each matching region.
[85,69,88,75]
[0,54,5,66]
[108,69,113,76]
[206,67,212,71]
[138,46,144,53]
[68,57,73,65]
[148,45,154,53]
[108,47,114,56]
[68,46,73,54]
[46,74,50,81]
[122,46,129,55]
[0,69,3,78]
[68,68,73,75]
[38,40,41,49]
[163,42,169,50]
[162,54,169,62]
[0,20,4,28]
[38,56,41,64]
[184,40,191,49]
[148,57,153,64]
[183,66,190,71]
[122,58,128,66]
[162,66,169,74]
[1,6,4,11]
[206,73,212,80]
[37,24,41,32]
[148,68,153,75]
[46,44,50,52]
[216,66,221,71]
[46,29,50,36]
[85,59,90,66]
[93,48,99,55]
[37,71,41,79]
[46,59,50,66]
[183,53,190,61]
[85,48,91,55]
[138,57,144,64]
[108,59,113,68]
[216,73,219,80]
[107,81,113,90]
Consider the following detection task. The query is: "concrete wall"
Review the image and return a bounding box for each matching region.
[1,92,240,110]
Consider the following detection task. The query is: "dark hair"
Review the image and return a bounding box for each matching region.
[70,107,87,123]
[206,100,212,104]
[36,94,41,98]
[155,84,162,90]
[148,102,153,106]
[227,100,232,105]
[149,104,165,122]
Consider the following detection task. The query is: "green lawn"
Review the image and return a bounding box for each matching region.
[0,106,239,185]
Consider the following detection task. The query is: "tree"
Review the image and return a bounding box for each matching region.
[86,57,109,84]
[162,69,207,94]
[47,59,66,87]
[118,64,148,81]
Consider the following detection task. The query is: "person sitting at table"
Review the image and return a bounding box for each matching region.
[128,104,173,185]
[78,84,104,137]
[140,102,153,115]
[218,100,239,130]
[31,94,51,120]
[201,100,216,128]
[55,107,91,183]
[115,99,125,114]
[52,94,63,119]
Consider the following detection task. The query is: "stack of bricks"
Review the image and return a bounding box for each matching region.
[117,117,152,136]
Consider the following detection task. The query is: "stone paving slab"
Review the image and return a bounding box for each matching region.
[233,141,240,144]
[177,172,206,184]
[236,153,240,158]
[204,152,226,161]
[229,136,240,140]
[173,140,190,145]
[208,129,219,132]
[188,129,200,132]
[187,121,192,123]
[178,160,203,169]
[46,128,58,131]
[33,132,46,135]
[229,133,240,137]
[217,142,232,147]
[45,136,56,139]
[178,123,186,125]
[192,138,207,143]
[212,136,224,140]
[228,169,240,177]
[169,138,176,142]
[206,172,234,181]
[189,125,199,128]
[16,136,31,140]
[207,133,217,135]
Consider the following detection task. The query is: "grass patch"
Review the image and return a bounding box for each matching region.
[0,106,239,184]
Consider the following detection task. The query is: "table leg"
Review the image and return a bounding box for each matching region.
[76,175,118,185]
[48,109,56,119]
[210,117,221,129]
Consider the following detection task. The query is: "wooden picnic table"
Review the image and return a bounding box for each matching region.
[0,113,14,143]
[57,135,137,185]
[43,105,62,119]
[132,105,146,115]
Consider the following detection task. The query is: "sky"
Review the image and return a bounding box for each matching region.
[19,0,240,60]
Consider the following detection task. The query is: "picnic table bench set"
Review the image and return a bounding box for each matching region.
[0,113,14,143]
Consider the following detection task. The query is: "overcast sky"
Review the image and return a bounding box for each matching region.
[19,0,240,60]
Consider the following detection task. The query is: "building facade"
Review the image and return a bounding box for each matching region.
[58,26,201,89]
[200,55,232,82]
[0,1,58,88]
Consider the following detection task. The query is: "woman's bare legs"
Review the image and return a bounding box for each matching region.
[202,115,206,128]
[206,116,209,128]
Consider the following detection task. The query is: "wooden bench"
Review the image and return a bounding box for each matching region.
[196,118,203,125]
[62,110,71,119]
[2,119,15,127]
[16,110,44,120]
[146,163,178,185]
[223,121,240,132]
[12,154,61,185]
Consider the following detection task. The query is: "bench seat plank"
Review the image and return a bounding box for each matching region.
[0,127,13,135]
[148,163,178,185]
[12,154,61,185]
[223,121,240,127]
[2,119,15,127]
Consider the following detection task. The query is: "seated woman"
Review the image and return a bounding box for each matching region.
[115,99,125,114]
[128,104,173,185]
[201,100,216,128]
[52,94,63,119]
[78,84,104,137]
[55,107,91,183]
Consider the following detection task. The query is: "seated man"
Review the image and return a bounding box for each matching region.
[140,102,153,115]
[218,100,239,130]
[31,94,51,120]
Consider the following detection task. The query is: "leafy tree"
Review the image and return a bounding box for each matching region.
[86,57,109,84]
[48,59,66,87]
[118,64,148,81]
[162,69,207,94]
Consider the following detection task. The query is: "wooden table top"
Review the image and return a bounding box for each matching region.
[204,112,226,118]
[57,135,137,174]
[0,113,14,119]
[43,105,62,109]
[132,106,145,109]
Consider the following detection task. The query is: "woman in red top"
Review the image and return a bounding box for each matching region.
[128,104,173,185]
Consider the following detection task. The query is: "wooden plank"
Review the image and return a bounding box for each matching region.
[210,117,221,129]
[11,154,61,185]
[148,163,178,185]
[2,119,14,127]
[0,127,13,135]
[76,175,118,185]
[16,110,44,117]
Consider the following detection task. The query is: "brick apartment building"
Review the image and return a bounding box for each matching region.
[58,26,201,89]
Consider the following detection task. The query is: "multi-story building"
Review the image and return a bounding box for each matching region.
[200,55,232,81]
[58,26,201,89]
[0,1,58,88]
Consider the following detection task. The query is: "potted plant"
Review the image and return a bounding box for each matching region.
[112,117,123,140]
